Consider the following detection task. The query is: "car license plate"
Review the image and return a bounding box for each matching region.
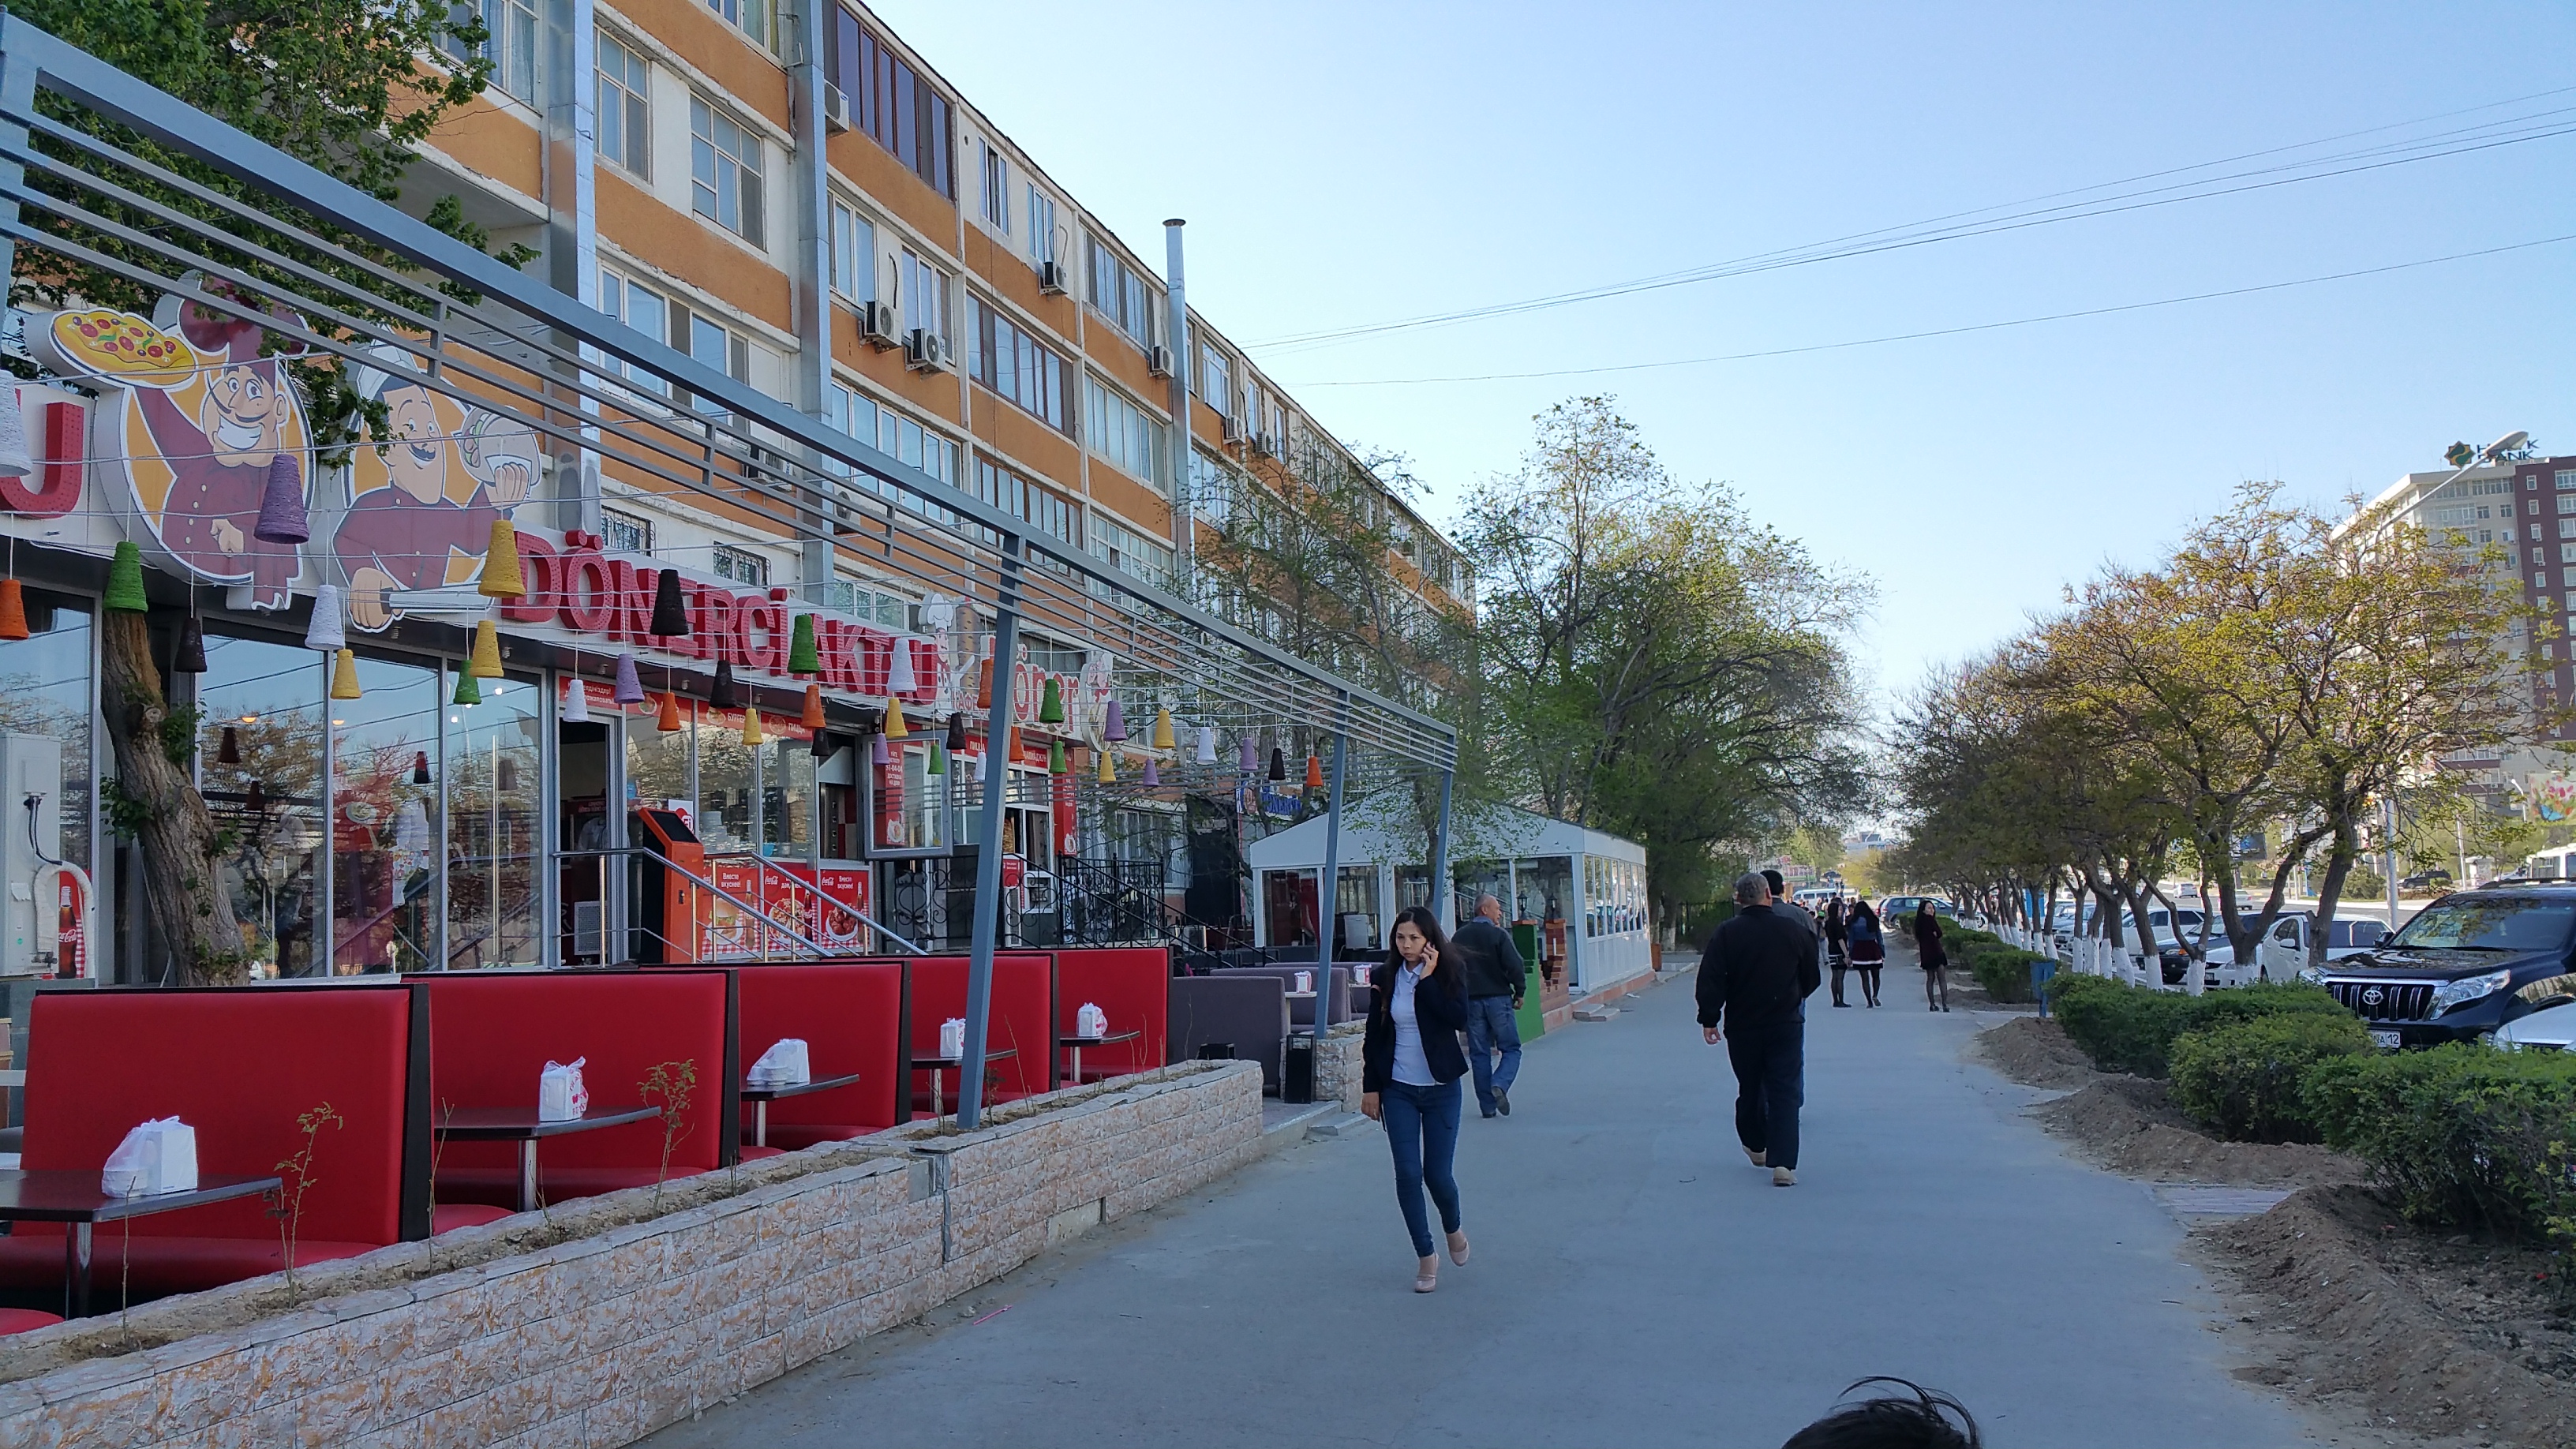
[2370,1029,2402,1050]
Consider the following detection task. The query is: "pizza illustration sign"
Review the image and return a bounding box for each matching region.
[36,286,312,608]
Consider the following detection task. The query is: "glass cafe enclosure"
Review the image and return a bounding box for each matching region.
[1243,803,1651,994]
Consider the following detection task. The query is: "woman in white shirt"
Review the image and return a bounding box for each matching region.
[1361,905,1473,1292]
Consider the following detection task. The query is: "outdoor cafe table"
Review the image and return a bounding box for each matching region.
[915,1047,1016,1120]
[432,1106,660,1213]
[738,1073,863,1148]
[1058,1029,1140,1087]
[0,1170,281,1316]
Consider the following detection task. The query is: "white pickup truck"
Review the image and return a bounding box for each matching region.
[2233,912,2387,985]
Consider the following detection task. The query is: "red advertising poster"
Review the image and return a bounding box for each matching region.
[698,859,871,959]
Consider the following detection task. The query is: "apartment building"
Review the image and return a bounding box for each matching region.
[0,2,1462,983]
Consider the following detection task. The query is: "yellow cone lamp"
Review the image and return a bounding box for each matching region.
[477,519,526,597]
[330,648,363,701]
[469,619,504,678]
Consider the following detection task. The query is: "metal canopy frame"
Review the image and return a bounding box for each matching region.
[0,17,1456,1127]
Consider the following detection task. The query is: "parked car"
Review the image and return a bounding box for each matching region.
[2495,999,2576,1051]
[2398,869,2454,894]
[2300,886,2576,1046]
[2252,912,2388,981]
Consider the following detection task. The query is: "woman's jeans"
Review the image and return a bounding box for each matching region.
[1381,1078,1462,1258]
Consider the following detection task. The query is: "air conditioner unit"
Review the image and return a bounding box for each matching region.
[1036,259,1067,295]
[859,301,902,349]
[905,328,951,373]
[1251,431,1279,459]
[821,82,851,134]
[1147,345,1174,379]
[1220,412,1249,445]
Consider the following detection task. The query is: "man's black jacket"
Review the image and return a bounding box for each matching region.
[1449,917,1529,1000]
[1694,904,1822,1030]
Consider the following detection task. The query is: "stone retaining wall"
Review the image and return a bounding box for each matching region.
[0,1060,1266,1448]
[1316,1022,1366,1112]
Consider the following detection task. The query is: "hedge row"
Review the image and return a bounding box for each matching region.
[2040,973,2348,1078]
[2307,1046,2576,1241]
[2169,1013,2373,1143]
[1930,917,2052,1002]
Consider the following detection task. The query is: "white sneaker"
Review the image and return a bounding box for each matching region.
[1772,1166,1796,1187]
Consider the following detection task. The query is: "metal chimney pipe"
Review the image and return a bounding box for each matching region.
[1163,219,1194,586]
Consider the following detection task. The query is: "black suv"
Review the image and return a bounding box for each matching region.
[2302,886,2576,1046]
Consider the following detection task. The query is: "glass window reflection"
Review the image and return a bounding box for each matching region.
[330,653,441,973]
[447,672,543,968]
[198,634,324,979]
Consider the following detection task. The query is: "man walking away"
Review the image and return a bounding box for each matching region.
[1696,872,1821,1186]
[1451,894,1529,1118]
[1762,869,1818,938]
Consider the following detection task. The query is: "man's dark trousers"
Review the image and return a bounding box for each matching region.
[1466,996,1520,1115]
[1725,1015,1804,1170]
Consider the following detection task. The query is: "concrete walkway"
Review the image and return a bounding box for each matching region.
[650,973,2338,1449]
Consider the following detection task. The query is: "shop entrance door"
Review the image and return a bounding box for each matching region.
[558,720,612,964]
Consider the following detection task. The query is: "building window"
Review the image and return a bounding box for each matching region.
[967,297,1072,432]
[690,96,766,246]
[2561,470,2576,491]
[596,31,651,177]
[972,459,1080,548]
[1086,238,1155,346]
[450,0,540,104]
[2560,544,2576,564]
[1028,186,1058,264]
[900,249,948,343]
[602,508,654,556]
[979,144,1010,230]
[830,13,954,198]
[1189,450,1242,533]
[1196,345,1231,411]
[1089,515,1174,586]
[703,0,770,49]
[829,198,874,302]
[681,308,751,415]
[597,268,672,396]
[1083,377,1167,487]
[828,382,959,491]
[711,544,769,586]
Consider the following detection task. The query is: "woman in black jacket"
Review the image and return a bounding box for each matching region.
[1915,901,1951,1012]
[1362,904,1472,1293]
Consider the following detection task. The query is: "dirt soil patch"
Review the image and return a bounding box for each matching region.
[2035,1074,2366,1187]
[1971,1013,2100,1089]
[2196,1185,2576,1447]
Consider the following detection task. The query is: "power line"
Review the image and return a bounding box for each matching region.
[1283,234,2576,388]
[1246,93,2576,356]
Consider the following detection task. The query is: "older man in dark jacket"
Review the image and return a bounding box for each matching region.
[1450,894,1530,1118]
[1696,871,1822,1186]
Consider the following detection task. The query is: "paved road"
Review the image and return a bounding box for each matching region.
[653,975,2337,1449]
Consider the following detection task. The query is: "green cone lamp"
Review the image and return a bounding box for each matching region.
[788,612,821,674]
[103,541,148,612]
[1039,676,1065,724]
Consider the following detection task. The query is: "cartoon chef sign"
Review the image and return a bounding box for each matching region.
[332,351,538,630]
[38,281,312,608]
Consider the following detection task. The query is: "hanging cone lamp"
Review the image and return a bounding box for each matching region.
[710,659,739,710]
[331,648,363,701]
[412,751,432,785]
[927,741,946,777]
[0,579,27,642]
[174,612,206,673]
[1039,676,1065,724]
[497,757,519,792]
[1268,747,1287,782]
[105,541,150,614]
[1141,758,1160,788]
[1048,739,1068,775]
[1305,754,1326,790]
[0,387,29,478]
[301,583,345,650]
[610,653,645,705]
[884,694,910,739]
[889,635,918,696]
[252,451,308,545]
[648,566,689,636]
[788,613,821,675]
[946,711,969,751]
[871,733,890,766]
[451,667,481,706]
[977,656,993,710]
[470,619,504,678]
[1153,707,1176,751]
[1196,724,1217,766]
[560,669,593,723]
[741,706,763,747]
[245,780,266,814]
[1238,737,1257,773]
[1104,697,1127,742]
[1097,749,1116,784]
[801,683,827,731]
[216,726,241,766]
[657,691,683,732]
[811,728,837,761]
[478,519,526,598]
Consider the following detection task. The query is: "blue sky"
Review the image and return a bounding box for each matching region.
[874,1,2576,717]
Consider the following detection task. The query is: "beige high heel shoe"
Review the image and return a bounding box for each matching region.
[1447,1230,1470,1267]
[1414,1256,1438,1293]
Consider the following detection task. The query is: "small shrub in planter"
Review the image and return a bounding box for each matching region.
[2303,1043,2576,1241]
[1970,948,2047,1003]
[2169,1013,2372,1143]
[2041,974,2346,1077]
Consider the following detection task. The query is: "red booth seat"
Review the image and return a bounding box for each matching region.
[414,970,737,1211]
[1054,948,1170,1083]
[0,983,443,1300]
[903,955,1056,1116]
[726,961,906,1148]
[0,1309,61,1335]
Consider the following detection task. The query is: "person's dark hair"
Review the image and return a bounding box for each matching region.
[1761,868,1786,897]
[1850,899,1879,929]
[1915,900,1937,926]
[1780,1380,1979,1449]
[1824,898,1844,927]
[1385,905,1455,983]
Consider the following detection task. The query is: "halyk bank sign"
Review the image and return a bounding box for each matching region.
[4,291,1112,738]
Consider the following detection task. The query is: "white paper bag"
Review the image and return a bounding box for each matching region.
[1292,969,1314,994]
[750,1038,811,1087]
[938,1017,966,1058]
[538,1057,589,1123]
[101,1118,197,1196]
[1075,1002,1107,1039]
